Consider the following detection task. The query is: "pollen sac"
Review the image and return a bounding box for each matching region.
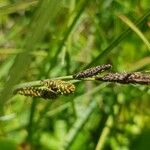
[73,64,112,79]
[15,87,41,97]
[41,80,76,95]
[14,80,75,99]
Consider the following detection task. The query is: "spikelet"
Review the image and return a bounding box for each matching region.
[99,73,131,83]
[15,87,41,97]
[127,72,150,84]
[15,86,58,99]
[39,87,58,99]
[73,64,112,79]
[41,80,75,95]
[96,72,150,84]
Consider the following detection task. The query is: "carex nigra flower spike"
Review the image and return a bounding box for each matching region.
[96,72,150,84]
[41,80,75,95]
[73,64,112,79]
[14,80,75,99]
[14,86,58,99]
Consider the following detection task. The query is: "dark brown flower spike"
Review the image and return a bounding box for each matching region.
[73,64,112,79]
[127,72,150,84]
[96,72,150,85]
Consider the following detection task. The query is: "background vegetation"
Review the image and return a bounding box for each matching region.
[0,0,150,150]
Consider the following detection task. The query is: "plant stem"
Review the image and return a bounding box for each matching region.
[26,98,38,142]
[95,115,113,150]
[11,71,150,95]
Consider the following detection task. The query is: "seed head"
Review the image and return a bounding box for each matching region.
[73,64,112,79]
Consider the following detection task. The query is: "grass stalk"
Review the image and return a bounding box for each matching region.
[26,98,37,142]
[95,115,113,150]
[118,14,150,51]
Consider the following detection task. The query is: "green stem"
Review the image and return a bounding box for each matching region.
[95,115,113,150]
[12,76,98,92]
[26,98,38,142]
[13,76,73,89]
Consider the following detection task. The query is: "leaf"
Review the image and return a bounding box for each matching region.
[118,14,150,52]
[0,0,61,111]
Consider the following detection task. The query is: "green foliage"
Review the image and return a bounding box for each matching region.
[0,139,17,150]
[0,0,150,150]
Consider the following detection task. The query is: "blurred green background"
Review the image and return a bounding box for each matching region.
[0,0,150,150]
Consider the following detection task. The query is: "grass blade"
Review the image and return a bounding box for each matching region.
[46,0,91,74]
[0,0,61,112]
[118,14,150,51]
[62,100,97,150]
[0,0,37,15]
[85,9,150,68]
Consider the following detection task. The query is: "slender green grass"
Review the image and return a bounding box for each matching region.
[118,14,150,51]
[95,115,113,150]
[0,0,61,112]
[85,9,150,68]
[126,57,150,72]
[62,100,97,150]
[26,98,38,142]
[45,0,91,75]
[0,1,149,149]
[0,48,47,56]
[0,0,37,15]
